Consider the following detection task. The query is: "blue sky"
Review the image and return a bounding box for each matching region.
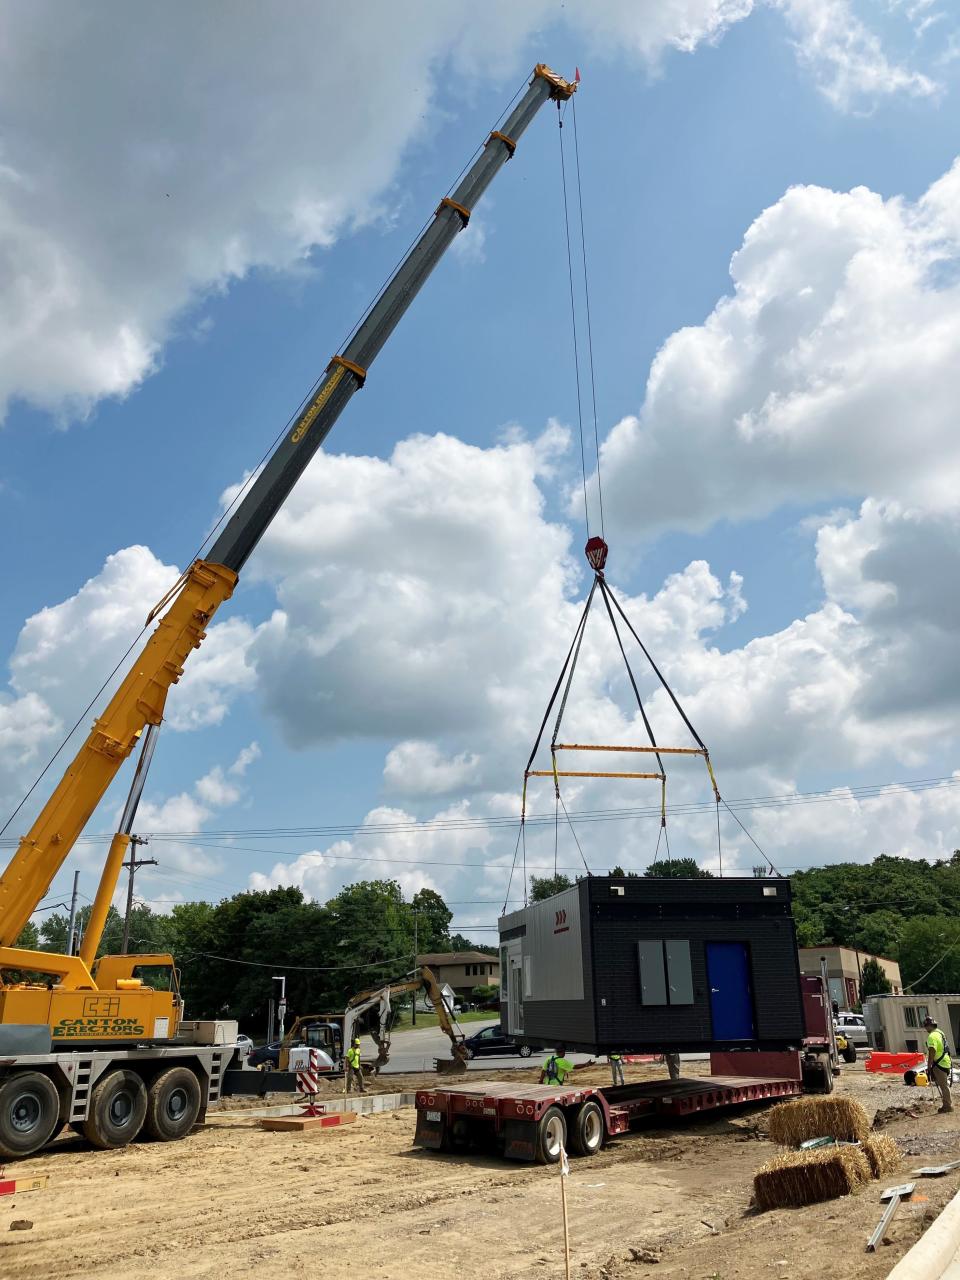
[2,2,960,939]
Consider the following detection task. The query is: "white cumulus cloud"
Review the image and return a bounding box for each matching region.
[0,0,933,422]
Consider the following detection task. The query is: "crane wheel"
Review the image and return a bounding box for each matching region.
[534,1105,567,1165]
[0,1071,61,1159]
[83,1069,148,1149]
[145,1067,202,1142]
[569,1100,604,1157]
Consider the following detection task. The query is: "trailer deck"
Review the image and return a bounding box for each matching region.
[415,1071,802,1162]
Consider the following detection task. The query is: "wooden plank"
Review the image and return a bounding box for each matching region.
[0,1175,48,1197]
[260,1111,359,1133]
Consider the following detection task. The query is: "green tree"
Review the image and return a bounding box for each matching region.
[15,922,39,949]
[411,887,452,954]
[855,911,902,960]
[899,916,960,993]
[530,874,573,902]
[449,933,497,955]
[860,956,892,998]
[643,858,713,879]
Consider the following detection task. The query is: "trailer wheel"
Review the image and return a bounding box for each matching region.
[801,1053,834,1095]
[83,1069,148,1149]
[0,1072,61,1158]
[145,1067,202,1142]
[534,1105,567,1165]
[569,1101,604,1157]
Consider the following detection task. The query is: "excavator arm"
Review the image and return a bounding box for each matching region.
[0,64,577,1007]
[343,965,468,1074]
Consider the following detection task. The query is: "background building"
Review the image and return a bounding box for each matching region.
[417,951,499,997]
[798,946,902,1010]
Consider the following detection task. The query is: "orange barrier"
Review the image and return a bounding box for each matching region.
[865,1051,925,1074]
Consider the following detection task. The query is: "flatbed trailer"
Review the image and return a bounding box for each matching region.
[415,1070,802,1164]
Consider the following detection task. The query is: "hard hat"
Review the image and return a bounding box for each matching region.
[353,1036,361,1044]
[923,1015,937,1027]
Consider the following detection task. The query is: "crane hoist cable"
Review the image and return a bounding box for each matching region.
[502,536,783,911]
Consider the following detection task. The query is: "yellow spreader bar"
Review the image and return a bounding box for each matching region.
[526,769,665,781]
[553,742,706,755]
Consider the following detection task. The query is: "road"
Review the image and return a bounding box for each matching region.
[362,1020,706,1075]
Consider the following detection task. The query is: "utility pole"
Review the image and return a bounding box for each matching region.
[66,869,80,956]
[121,836,157,955]
[273,975,287,1039]
[412,909,418,1027]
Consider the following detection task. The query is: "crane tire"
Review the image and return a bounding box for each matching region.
[0,1071,61,1158]
[534,1105,567,1165]
[569,1100,604,1157]
[145,1067,202,1142]
[83,1069,147,1149]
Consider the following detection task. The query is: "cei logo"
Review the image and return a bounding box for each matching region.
[554,909,569,935]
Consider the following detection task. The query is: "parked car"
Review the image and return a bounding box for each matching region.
[462,1025,542,1059]
[835,1012,869,1048]
[248,1040,281,1069]
[235,1033,254,1059]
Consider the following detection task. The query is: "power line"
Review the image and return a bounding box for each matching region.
[6,773,957,850]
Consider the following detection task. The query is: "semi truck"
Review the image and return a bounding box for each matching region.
[0,63,578,1160]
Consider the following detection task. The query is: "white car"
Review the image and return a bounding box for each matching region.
[834,1013,868,1048]
[235,1033,254,1059]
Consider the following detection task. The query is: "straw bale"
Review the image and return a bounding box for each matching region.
[862,1134,901,1179]
[753,1146,871,1210]
[767,1096,871,1147]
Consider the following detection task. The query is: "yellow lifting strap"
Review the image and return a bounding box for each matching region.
[704,752,721,802]
[436,196,471,226]
[329,354,367,386]
[487,129,517,157]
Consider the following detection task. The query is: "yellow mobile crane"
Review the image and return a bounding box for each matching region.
[0,64,576,1159]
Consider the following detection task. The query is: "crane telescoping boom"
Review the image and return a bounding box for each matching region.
[0,65,578,1045]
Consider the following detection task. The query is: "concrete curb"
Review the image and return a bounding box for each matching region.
[209,1091,417,1122]
[886,1188,960,1279]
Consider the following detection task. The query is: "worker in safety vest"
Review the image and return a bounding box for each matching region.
[539,1045,593,1086]
[923,1016,953,1113]
[346,1036,366,1094]
[608,1053,625,1086]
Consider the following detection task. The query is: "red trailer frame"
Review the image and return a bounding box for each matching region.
[415,1069,803,1164]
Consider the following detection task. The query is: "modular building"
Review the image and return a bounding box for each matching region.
[498,876,806,1054]
[863,994,960,1055]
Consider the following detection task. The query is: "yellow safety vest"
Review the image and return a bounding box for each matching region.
[346,1046,361,1069]
[928,1029,952,1069]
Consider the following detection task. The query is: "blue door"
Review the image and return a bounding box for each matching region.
[706,942,755,1040]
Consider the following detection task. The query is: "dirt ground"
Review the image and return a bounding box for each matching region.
[2,1062,959,1280]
